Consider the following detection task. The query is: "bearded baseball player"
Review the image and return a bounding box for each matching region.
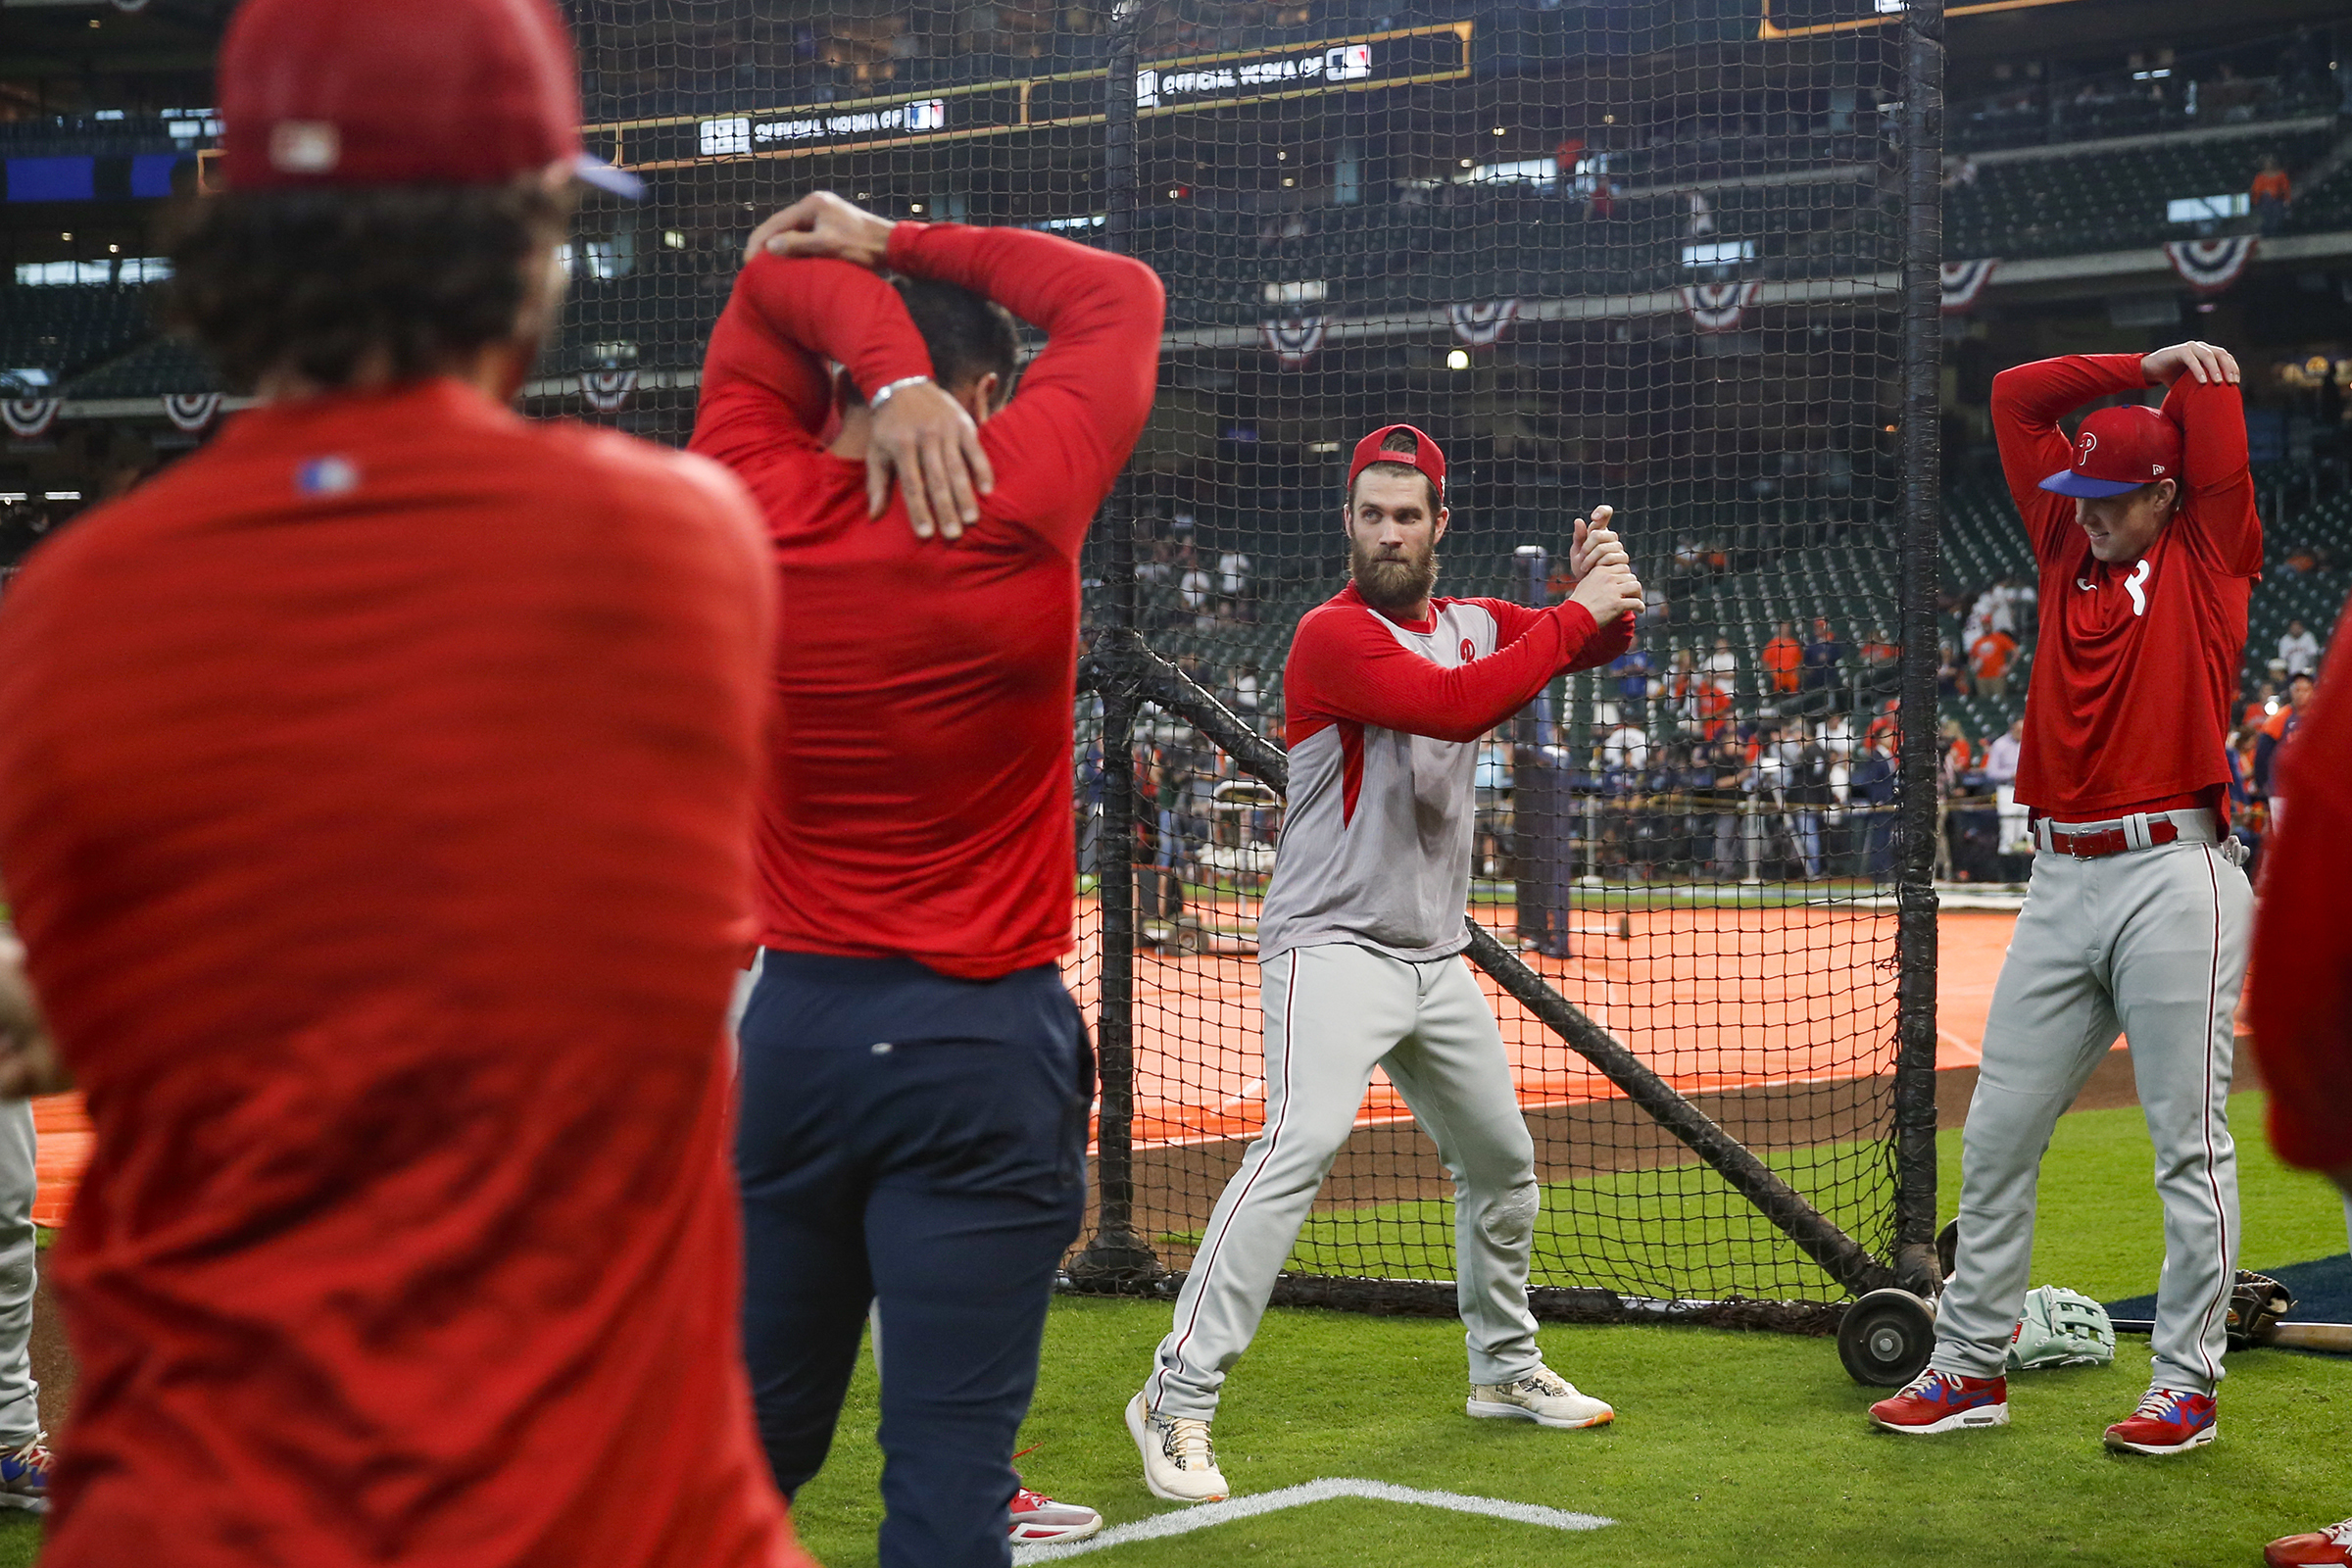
[1127,425,1643,1501]
[1871,341,2258,1454]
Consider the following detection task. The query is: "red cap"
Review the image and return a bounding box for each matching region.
[2038,404,2182,499]
[1348,424,1447,507]
[219,0,641,199]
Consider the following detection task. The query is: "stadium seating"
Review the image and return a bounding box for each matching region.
[1944,124,2340,261]
[0,285,158,394]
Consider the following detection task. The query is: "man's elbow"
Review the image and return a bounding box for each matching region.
[1987,365,2033,414]
[1110,255,1166,316]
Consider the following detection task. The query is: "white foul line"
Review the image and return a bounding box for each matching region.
[1010,1478,1615,1561]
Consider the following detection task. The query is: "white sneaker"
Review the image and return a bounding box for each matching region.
[1467,1366,1615,1430]
[1008,1480,1102,1544]
[1126,1391,1229,1502]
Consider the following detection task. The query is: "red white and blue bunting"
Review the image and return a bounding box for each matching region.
[1939,258,1998,314]
[163,392,222,432]
[580,368,640,414]
[1,400,61,440]
[1677,280,1760,334]
[1446,299,1519,348]
[2164,236,2257,296]
[1259,317,1326,368]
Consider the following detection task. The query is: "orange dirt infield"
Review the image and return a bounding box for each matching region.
[1060,900,2025,1151]
[23,904,2024,1228]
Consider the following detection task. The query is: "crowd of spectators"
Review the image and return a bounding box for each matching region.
[1950,27,2347,152]
[1135,516,1257,631]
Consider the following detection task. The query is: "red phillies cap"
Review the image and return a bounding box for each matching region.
[1348,424,1447,506]
[2038,404,2182,499]
[219,0,642,199]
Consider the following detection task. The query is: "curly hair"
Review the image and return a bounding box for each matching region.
[160,180,574,393]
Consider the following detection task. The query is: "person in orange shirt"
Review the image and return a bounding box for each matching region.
[1761,619,1802,694]
[1970,624,2020,698]
[0,1,806,1565]
[2250,155,2292,235]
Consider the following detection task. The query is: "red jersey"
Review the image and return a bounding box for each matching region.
[2248,587,2352,1172]
[1256,584,1630,959]
[0,381,796,1568]
[1990,353,2261,817]
[1968,628,2017,681]
[691,222,1162,980]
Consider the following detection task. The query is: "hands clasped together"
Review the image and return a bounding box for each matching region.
[748,190,996,541]
[1566,506,1645,624]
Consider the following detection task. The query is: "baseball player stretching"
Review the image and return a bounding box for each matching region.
[1872,341,2259,1455]
[1128,425,1643,1501]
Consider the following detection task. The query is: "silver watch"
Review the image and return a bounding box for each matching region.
[868,374,933,413]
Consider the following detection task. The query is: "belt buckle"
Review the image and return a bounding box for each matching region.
[2058,827,2109,859]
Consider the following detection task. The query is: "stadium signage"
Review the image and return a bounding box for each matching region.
[699,98,950,156]
[609,22,1470,170]
[1135,43,1372,110]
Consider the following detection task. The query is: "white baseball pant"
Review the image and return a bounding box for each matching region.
[0,1102,38,1447]
[1145,942,1544,1421]
[1931,812,2250,1396]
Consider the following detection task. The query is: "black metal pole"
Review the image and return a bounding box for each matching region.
[1067,0,1162,1289]
[1891,0,1946,1298]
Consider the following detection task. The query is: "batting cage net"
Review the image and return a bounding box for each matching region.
[559,0,1944,1323]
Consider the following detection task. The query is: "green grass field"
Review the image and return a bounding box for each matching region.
[781,1092,2352,1568]
[0,1092,2338,1566]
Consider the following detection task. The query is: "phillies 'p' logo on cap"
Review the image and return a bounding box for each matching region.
[2040,404,2183,499]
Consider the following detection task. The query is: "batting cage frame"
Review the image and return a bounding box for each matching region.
[1062,0,1948,1330]
[563,0,1950,1331]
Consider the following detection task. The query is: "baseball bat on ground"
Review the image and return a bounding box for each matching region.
[2110,1319,2352,1351]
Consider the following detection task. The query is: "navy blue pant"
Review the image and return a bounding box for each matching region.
[736,953,1091,1568]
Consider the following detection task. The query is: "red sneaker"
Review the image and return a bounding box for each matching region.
[2267,1519,2352,1566]
[2103,1388,2217,1455]
[1868,1369,2009,1435]
[1007,1480,1102,1544]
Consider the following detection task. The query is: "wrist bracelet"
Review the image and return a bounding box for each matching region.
[868,374,932,413]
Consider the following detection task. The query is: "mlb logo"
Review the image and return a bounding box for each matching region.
[297,457,359,497]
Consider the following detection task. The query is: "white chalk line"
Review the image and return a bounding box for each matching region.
[1010,1477,1614,1561]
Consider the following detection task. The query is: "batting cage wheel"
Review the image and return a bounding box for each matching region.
[1838,1289,1937,1387]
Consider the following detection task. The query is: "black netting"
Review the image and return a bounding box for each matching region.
[556,0,1942,1319]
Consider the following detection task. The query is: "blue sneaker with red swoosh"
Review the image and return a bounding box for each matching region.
[1869,1369,2009,1435]
[2103,1388,2217,1455]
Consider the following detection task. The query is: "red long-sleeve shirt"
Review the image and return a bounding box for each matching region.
[1285,585,1630,749]
[0,381,795,1568]
[690,222,1163,980]
[2248,587,2352,1173]
[1255,582,1631,960]
[1990,353,2260,818]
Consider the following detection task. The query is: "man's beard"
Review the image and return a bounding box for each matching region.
[1350,535,1439,612]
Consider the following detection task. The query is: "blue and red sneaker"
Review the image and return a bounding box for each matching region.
[2104,1388,2216,1455]
[1869,1369,2009,1435]
[0,1436,50,1514]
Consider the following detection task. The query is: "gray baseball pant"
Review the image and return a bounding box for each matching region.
[1931,815,2250,1396]
[1146,943,1543,1421]
[0,1102,38,1447]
